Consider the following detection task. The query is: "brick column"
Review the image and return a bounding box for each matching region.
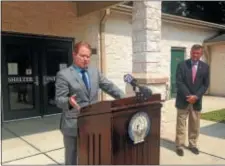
[132,1,167,131]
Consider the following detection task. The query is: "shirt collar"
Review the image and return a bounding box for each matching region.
[191,60,199,66]
[73,64,87,72]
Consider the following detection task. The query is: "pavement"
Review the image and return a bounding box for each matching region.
[1,96,225,165]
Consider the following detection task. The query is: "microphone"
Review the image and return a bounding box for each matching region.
[138,86,153,100]
[124,74,139,88]
[124,74,153,101]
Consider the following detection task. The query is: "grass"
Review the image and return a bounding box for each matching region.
[201,108,225,124]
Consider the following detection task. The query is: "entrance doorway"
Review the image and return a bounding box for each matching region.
[1,33,73,121]
[170,47,185,98]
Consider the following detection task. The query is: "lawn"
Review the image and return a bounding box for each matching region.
[201,108,225,123]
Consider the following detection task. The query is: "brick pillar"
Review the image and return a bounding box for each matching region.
[132,1,167,132]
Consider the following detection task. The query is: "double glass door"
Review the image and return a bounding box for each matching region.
[2,34,73,121]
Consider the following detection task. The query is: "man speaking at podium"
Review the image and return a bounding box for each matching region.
[55,41,125,165]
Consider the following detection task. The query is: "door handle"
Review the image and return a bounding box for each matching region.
[43,76,48,86]
[34,76,39,86]
[43,76,56,86]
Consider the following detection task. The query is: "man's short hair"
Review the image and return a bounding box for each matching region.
[73,41,92,54]
[191,44,203,51]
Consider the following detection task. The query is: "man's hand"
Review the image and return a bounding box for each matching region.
[69,95,81,111]
[186,95,198,104]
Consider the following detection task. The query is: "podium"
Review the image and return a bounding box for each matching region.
[77,94,162,165]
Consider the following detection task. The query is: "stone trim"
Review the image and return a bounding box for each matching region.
[136,77,168,85]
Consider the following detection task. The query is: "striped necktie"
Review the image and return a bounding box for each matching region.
[192,63,197,83]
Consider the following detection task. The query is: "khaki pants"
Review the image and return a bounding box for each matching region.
[175,104,201,149]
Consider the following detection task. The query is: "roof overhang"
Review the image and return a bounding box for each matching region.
[111,4,225,31]
[75,1,123,17]
[204,34,225,46]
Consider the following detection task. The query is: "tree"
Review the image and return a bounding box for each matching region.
[162,1,225,24]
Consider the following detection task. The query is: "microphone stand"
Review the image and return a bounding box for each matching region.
[125,76,152,102]
[133,86,145,102]
[133,85,152,102]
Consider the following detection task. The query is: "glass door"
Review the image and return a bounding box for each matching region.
[1,34,73,121]
[40,40,72,115]
[2,36,41,121]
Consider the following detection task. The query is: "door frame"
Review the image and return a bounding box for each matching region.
[40,39,73,116]
[170,47,186,99]
[1,32,74,121]
[1,35,42,121]
[2,31,74,65]
[2,31,75,43]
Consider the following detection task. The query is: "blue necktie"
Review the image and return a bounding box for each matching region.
[81,69,89,90]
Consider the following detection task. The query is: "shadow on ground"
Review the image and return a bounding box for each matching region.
[2,115,61,140]
[160,138,176,152]
[200,122,225,139]
[161,137,225,161]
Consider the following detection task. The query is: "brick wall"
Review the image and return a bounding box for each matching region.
[2,1,101,68]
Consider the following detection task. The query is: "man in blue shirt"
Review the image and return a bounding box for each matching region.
[55,41,125,165]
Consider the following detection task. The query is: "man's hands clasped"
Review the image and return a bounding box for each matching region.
[186,95,198,104]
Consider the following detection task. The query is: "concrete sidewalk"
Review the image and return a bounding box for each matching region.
[1,96,225,165]
[160,96,225,164]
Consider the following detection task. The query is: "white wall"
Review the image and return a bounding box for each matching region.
[209,44,225,96]
[161,22,218,96]
[104,13,219,99]
[104,12,133,100]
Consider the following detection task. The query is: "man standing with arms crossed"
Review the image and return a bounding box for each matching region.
[55,41,125,165]
[175,44,209,156]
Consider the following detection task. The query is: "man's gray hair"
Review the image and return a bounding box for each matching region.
[191,44,203,51]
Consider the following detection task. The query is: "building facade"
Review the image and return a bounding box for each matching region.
[204,34,225,96]
[1,1,225,121]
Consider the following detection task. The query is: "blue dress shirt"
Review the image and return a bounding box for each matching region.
[73,65,90,89]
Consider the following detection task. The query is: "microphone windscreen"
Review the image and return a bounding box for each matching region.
[124,74,134,83]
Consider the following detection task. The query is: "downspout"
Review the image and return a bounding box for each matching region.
[99,8,111,100]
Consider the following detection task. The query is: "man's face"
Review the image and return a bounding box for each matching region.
[190,48,203,62]
[73,46,91,69]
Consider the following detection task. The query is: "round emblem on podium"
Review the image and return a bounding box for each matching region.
[128,111,150,144]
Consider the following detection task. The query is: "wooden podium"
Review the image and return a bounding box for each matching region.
[77,94,162,165]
